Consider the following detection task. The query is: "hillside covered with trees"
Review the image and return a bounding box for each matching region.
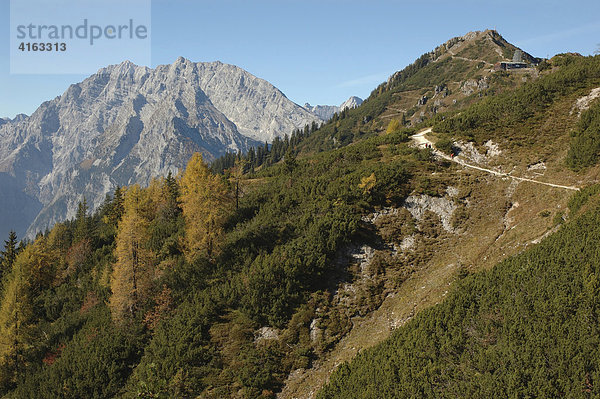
[1,32,600,399]
[319,185,600,398]
[0,126,427,397]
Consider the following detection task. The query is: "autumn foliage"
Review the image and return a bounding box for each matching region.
[179,153,233,261]
[109,184,156,325]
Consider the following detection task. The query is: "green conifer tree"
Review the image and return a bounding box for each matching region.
[0,231,18,282]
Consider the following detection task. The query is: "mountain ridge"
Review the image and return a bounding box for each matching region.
[0,57,321,238]
[304,96,364,121]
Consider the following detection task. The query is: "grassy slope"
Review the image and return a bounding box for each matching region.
[299,30,536,156]
[280,147,576,398]
[281,56,600,399]
[318,187,600,398]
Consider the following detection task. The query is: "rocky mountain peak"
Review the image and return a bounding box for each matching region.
[11,113,29,122]
[0,58,321,239]
[0,114,29,126]
[340,96,363,111]
[438,29,536,65]
[304,95,364,121]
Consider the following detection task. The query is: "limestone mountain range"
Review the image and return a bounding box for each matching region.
[0,58,330,238]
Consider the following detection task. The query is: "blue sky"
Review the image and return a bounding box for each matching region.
[1,0,600,118]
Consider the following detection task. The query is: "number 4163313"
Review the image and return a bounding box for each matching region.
[18,42,66,51]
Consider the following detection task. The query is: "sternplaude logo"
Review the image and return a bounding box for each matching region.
[10,0,151,75]
[16,19,148,46]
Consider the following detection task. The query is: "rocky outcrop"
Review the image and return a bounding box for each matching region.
[454,139,502,165]
[304,103,340,121]
[403,195,457,233]
[254,327,280,343]
[572,87,600,116]
[461,77,489,96]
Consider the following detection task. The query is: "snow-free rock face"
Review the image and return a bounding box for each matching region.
[339,96,363,111]
[304,103,340,121]
[11,114,29,123]
[304,96,364,121]
[0,58,322,238]
[189,59,320,142]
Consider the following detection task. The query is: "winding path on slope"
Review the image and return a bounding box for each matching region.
[411,128,580,191]
[278,127,577,399]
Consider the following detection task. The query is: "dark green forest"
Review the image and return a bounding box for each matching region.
[0,126,427,398]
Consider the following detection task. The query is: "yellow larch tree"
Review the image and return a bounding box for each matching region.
[179,153,233,261]
[358,172,377,195]
[109,184,156,325]
[386,119,401,134]
[0,237,57,388]
[0,257,34,388]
